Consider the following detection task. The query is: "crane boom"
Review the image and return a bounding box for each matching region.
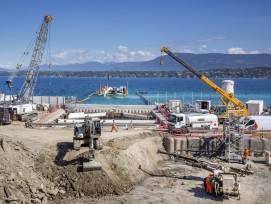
[19,15,53,103]
[161,47,245,110]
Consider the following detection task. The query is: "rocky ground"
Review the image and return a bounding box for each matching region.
[0,122,167,203]
[0,121,271,204]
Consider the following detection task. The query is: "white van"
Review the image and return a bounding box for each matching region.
[240,116,271,131]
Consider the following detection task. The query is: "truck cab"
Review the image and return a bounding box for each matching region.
[168,113,186,128]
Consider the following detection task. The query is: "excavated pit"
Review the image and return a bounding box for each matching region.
[37,132,168,200]
[0,130,168,203]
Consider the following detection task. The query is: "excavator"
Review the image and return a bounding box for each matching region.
[161,47,248,122]
[73,116,103,171]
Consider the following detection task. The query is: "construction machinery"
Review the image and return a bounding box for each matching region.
[0,107,11,125]
[161,47,248,123]
[158,149,246,200]
[73,116,103,171]
[2,15,53,119]
[205,167,241,199]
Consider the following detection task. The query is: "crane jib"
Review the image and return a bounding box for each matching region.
[161,47,246,110]
[165,50,202,78]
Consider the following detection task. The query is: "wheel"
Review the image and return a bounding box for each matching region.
[204,125,210,130]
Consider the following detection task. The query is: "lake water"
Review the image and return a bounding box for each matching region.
[0,76,270,107]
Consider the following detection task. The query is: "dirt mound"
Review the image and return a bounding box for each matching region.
[0,137,55,204]
[37,131,168,201]
[0,128,168,203]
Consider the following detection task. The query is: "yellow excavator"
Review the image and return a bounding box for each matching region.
[161,47,247,122]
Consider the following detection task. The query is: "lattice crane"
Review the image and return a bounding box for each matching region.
[6,15,53,104]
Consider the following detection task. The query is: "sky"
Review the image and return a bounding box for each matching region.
[1,0,271,68]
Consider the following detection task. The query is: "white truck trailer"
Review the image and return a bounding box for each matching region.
[168,112,219,133]
[240,116,271,132]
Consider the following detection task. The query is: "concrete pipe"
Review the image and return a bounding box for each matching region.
[174,138,181,153]
[181,138,187,155]
[163,137,174,154]
[187,138,191,156]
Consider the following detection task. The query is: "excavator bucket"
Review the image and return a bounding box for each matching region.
[83,160,102,171]
[83,153,102,171]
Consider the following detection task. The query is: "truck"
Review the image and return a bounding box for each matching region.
[168,112,218,133]
[239,116,271,132]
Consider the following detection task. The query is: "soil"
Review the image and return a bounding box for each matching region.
[1,121,271,204]
[0,122,167,203]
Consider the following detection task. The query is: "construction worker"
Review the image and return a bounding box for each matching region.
[243,148,249,164]
[111,119,118,132]
[205,172,214,194]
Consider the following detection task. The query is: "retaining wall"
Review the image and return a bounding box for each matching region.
[163,136,271,156]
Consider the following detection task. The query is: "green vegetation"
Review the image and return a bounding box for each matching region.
[1,67,271,78]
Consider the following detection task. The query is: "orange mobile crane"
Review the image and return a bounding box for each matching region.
[161,47,247,122]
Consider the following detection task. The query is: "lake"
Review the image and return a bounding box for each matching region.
[0,76,270,107]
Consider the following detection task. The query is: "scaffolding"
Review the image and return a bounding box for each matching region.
[224,116,245,163]
[66,96,77,112]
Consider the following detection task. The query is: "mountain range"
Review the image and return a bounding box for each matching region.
[2,53,271,72]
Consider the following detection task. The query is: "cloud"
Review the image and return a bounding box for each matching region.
[52,50,94,64]
[227,47,246,54]
[199,45,207,52]
[249,50,260,54]
[0,63,14,69]
[51,46,156,65]
[118,45,128,52]
[180,49,194,53]
[227,47,261,54]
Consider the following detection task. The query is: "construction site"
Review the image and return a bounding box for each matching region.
[1,111,271,204]
[1,15,271,204]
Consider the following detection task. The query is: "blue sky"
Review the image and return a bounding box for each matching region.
[1,0,271,68]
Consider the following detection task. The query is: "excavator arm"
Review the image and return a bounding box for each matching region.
[161,47,246,110]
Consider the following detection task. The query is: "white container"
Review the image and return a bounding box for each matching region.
[222,80,234,95]
[195,100,211,111]
[246,100,264,115]
[168,100,181,113]
[265,151,271,165]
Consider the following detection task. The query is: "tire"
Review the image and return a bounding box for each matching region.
[204,125,210,130]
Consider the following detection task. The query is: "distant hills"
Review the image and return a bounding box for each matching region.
[2,53,271,72]
[49,53,271,71]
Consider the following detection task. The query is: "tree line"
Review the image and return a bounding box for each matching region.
[1,67,271,78]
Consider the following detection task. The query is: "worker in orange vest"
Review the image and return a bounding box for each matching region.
[205,172,214,194]
[243,148,249,164]
[111,119,118,132]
